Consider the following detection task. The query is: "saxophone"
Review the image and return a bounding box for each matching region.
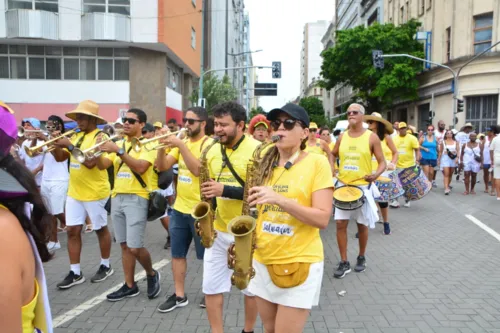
[192,137,221,248]
[227,135,280,290]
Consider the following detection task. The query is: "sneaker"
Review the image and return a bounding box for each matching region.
[107,283,140,302]
[147,269,161,299]
[57,271,85,289]
[164,236,171,250]
[355,232,359,239]
[389,200,400,208]
[90,264,114,283]
[403,201,411,208]
[432,181,437,188]
[47,241,61,251]
[333,261,351,279]
[354,256,367,273]
[157,293,189,313]
[383,222,391,235]
[199,296,206,308]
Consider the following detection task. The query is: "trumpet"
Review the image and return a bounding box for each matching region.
[24,128,79,157]
[18,126,45,138]
[131,128,186,152]
[71,134,120,163]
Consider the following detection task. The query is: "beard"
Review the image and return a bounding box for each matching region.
[187,125,201,138]
[221,127,238,146]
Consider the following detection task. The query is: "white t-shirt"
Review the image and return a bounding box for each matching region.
[434,129,445,144]
[489,135,500,165]
[42,151,69,182]
[19,140,44,186]
[455,131,470,146]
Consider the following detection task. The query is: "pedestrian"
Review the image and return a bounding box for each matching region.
[438,129,459,195]
[460,132,482,195]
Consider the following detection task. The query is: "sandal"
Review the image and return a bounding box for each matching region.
[470,191,476,195]
[57,226,67,233]
[84,224,94,233]
[462,191,469,195]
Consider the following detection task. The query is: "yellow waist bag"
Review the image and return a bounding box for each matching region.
[266,263,311,288]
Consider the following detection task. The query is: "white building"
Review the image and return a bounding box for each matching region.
[300,20,329,98]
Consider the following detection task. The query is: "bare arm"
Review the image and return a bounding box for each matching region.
[370,133,386,180]
[320,140,335,173]
[96,155,113,170]
[331,133,344,174]
[460,143,465,163]
[118,151,151,175]
[156,148,178,172]
[178,142,202,175]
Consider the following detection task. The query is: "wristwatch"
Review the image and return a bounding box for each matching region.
[117,147,125,156]
[67,144,74,152]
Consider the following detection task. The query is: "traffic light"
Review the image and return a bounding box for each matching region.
[457,99,464,113]
[372,50,384,69]
[272,61,281,79]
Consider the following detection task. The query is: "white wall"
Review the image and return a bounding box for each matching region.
[166,87,182,110]
[210,0,227,78]
[0,0,6,38]
[130,0,157,43]
[59,0,82,40]
[307,21,328,84]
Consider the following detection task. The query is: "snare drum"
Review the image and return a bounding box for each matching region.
[398,166,432,201]
[333,185,365,210]
[374,170,405,202]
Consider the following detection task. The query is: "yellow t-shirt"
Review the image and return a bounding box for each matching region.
[394,134,419,169]
[338,130,372,185]
[371,137,392,172]
[67,129,110,201]
[105,138,156,200]
[207,135,260,232]
[254,153,333,264]
[169,136,213,214]
[329,142,335,151]
[305,139,326,156]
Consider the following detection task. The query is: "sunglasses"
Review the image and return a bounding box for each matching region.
[270,119,299,131]
[347,111,360,116]
[183,118,202,125]
[122,117,138,124]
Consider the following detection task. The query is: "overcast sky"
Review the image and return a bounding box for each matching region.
[245,0,335,112]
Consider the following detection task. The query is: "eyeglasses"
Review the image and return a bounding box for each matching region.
[309,128,317,132]
[183,118,202,125]
[270,119,299,131]
[46,125,56,130]
[122,117,138,125]
[347,111,360,116]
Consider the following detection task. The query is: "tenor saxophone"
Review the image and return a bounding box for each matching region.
[192,137,220,248]
[227,135,280,290]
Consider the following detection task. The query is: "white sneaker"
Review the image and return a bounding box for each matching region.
[389,200,400,208]
[404,201,411,208]
[47,241,61,251]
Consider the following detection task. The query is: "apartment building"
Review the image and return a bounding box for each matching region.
[0,0,202,123]
[300,20,329,98]
[384,0,500,132]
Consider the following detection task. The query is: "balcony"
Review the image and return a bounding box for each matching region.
[6,9,59,39]
[82,12,130,42]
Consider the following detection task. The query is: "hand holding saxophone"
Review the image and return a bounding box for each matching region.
[200,179,224,199]
[248,186,281,206]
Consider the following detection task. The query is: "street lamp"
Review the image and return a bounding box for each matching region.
[227,49,263,57]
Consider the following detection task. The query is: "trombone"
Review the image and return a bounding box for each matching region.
[71,134,121,163]
[24,128,79,157]
[131,128,186,152]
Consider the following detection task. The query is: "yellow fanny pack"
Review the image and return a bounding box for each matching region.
[266,263,311,288]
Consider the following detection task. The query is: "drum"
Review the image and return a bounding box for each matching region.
[398,166,432,201]
[374,170,405,202]
[333,185,365,210]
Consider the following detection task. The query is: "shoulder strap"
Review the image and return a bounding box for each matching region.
[199,136,209,152]
[220,146,245,187]
[116,143,148,189]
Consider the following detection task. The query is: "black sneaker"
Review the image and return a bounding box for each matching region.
[164,236,171,249]
[199,296,206,308]
[157,293,189,313]
[91,265,114,283]
[57,271,85,289]
[354,255,367,273]
[383,222,391,235]
[147,269,161,299]
[106,283,140,302]
[333,261,351,279]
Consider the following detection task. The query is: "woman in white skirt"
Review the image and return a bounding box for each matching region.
[438,130,459,195]
[247,104,333,333]
[460,132,482,195]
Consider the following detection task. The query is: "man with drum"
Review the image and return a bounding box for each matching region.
[332,103,386,279]
[390,122,422,208]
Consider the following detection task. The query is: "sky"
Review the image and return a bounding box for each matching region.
[245,0,335,112]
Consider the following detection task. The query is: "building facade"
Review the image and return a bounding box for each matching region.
[321,17,336,119]
[384,0,500,132]
[0,0,202,124]
[300,20,329,98]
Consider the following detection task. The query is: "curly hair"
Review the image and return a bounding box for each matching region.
[248,114,271,135]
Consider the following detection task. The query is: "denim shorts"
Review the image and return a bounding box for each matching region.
[484,164,491,170]
[420,158,437,167]
[170,209,205,260]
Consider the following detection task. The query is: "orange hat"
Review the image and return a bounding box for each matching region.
[248,114,271,135]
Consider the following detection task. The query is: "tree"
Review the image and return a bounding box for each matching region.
[320,19,425,113]
[299,96,326,126]
[190,74,238,114]
[249,106,265,119]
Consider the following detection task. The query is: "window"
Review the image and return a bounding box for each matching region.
[83,0,130,16]
[406,1,410,21]
[427,0,432,9]
[473,13,493,55]
[191,27,196,49]
[367,9,378,26]
[400,6,404,23]
[466,95,498,133]
[7,0,58,12]
[445,27,451,62]
[418,0,425,15]
[0,45,129,80]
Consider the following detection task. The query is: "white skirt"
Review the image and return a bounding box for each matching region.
[247,259,324,309]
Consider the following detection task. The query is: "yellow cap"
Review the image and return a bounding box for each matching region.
[398,122,407,129]
[153,121,163,128]
[309,122,318,129]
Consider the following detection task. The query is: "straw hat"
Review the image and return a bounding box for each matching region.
[363,112,394,135]
[66,100,107,125]
[0,101,14,114]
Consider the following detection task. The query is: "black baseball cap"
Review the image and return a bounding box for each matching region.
[142,123,155,134]
[267,103,310,127]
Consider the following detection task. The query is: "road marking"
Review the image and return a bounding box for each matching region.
[465,214,500,242]
[53,258,171,328]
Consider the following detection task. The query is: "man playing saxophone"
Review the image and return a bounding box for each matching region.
[154,107,213,312]
[200,102,260,333]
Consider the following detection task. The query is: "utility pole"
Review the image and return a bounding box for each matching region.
[198,0,206,107]
[245,15,250,114]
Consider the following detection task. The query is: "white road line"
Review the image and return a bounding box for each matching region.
[465,214,500,242]
[53,258,171,328]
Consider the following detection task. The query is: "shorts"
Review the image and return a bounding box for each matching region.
[484,164,491,170]
[248,260,323,309]
[440,155,457,168]
[65,196,108,230]
[112,194,148,249]
[202,231,254,296]
[463,162,481,173]
[495,162,500,179]
[170,209,205,260]
[420,159,437,167]
[41,180,68,215]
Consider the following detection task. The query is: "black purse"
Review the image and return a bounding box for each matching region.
[446,148,457,160]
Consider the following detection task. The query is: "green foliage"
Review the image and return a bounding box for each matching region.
[298,96,327,126]
[249,106,266,119]
[190,74,239,114]
[320,19,425,112]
